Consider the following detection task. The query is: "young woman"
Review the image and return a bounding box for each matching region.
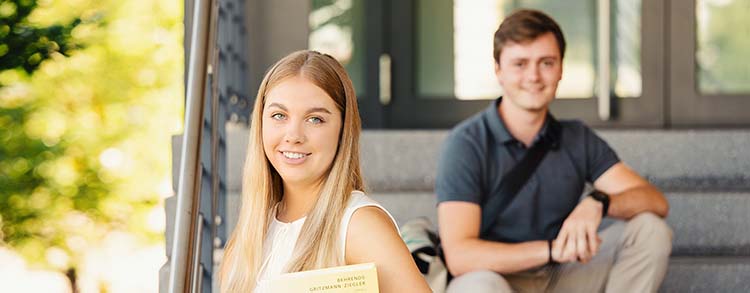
[219,50,431,293]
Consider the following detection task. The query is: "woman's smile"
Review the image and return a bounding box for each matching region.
[279,151,312,164]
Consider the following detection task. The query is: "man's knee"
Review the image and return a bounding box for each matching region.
[626,212,673,257]
[447,270,512,293]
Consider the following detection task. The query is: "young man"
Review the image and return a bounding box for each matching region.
[436,9,672,293]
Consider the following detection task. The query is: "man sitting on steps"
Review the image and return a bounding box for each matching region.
[436,9,672,293]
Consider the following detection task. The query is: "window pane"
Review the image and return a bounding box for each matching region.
[309,0,366,95]
[696,0,750,94]
[613,0,642,97]
[417,0,642,100]
[417,0,456,98]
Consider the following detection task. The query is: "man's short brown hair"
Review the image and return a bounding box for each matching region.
[493,9,566,64]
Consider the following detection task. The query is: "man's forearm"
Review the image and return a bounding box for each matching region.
[444,238,548,276]
[608,185,669,219]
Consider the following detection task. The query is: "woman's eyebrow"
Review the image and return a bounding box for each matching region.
[267,102,287,111]
[267,103,332,115]
[306,107,333,115]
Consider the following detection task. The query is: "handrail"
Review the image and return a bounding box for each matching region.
[168,0,213,291]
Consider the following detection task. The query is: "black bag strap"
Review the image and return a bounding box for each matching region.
[479,116,562,237]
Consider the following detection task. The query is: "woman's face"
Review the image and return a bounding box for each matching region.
[262,76,343,189]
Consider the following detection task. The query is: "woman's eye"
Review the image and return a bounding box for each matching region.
[307,117,323,124]
[271,113,286,120]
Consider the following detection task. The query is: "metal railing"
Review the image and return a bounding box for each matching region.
[167,0,218,291]
[163,0,251,291]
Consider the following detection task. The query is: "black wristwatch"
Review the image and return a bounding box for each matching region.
[588,190,610,218]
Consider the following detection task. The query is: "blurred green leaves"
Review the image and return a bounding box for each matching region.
[1,0,182,271]
[0,0,82,74]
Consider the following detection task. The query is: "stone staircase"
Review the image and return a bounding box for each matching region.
[225,124,750,292]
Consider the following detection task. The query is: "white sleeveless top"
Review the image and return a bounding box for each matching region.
[254,191,398,291]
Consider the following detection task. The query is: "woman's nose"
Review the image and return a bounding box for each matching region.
[283,122,305,144]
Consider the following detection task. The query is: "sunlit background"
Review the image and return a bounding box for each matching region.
[0,0,183,291]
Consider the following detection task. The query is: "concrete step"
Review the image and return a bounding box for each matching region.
[225,191,750,256]
[660,256,750,292]
[358,130,750,192]
[225,126,750,192]
[367,191,750,257]
[599,130,750,192]
[668,192,750,256]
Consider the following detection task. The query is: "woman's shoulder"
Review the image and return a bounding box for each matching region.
[342,190,395,224]
[345,190,378,209]
[338,191,400,257]
[345,191,397,227]
[341,191,407,264]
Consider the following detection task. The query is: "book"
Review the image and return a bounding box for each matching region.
[263,262,379,292]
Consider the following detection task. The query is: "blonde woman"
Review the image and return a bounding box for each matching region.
[219,50,431,293]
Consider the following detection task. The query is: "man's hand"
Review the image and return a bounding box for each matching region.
[551,197,603,263]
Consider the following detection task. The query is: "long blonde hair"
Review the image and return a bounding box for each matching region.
[219,50,364,292]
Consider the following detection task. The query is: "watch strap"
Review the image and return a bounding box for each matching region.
[588,190,610,218]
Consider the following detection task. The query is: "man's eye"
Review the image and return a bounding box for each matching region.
[307,117,324,124]
[271,113,286,120]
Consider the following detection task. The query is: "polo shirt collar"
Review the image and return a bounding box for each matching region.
[485,97,558,147]
[484,97,515,144]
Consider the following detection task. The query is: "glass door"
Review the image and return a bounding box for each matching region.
[669,0,750,126]
[307,0,750,128]
[308,0,388,128]
[387,0,666,128]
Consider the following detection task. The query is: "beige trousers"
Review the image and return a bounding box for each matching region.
[446,213,673,293]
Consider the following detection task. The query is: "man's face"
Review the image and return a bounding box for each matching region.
[494,32,562,112]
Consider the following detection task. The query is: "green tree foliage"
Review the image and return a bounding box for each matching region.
[0,0,81,73]
[0,0,182,274]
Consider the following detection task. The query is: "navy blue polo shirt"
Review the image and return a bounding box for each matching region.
[435,97,619,243]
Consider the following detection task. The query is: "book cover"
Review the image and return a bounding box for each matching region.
[264,262,379,292]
